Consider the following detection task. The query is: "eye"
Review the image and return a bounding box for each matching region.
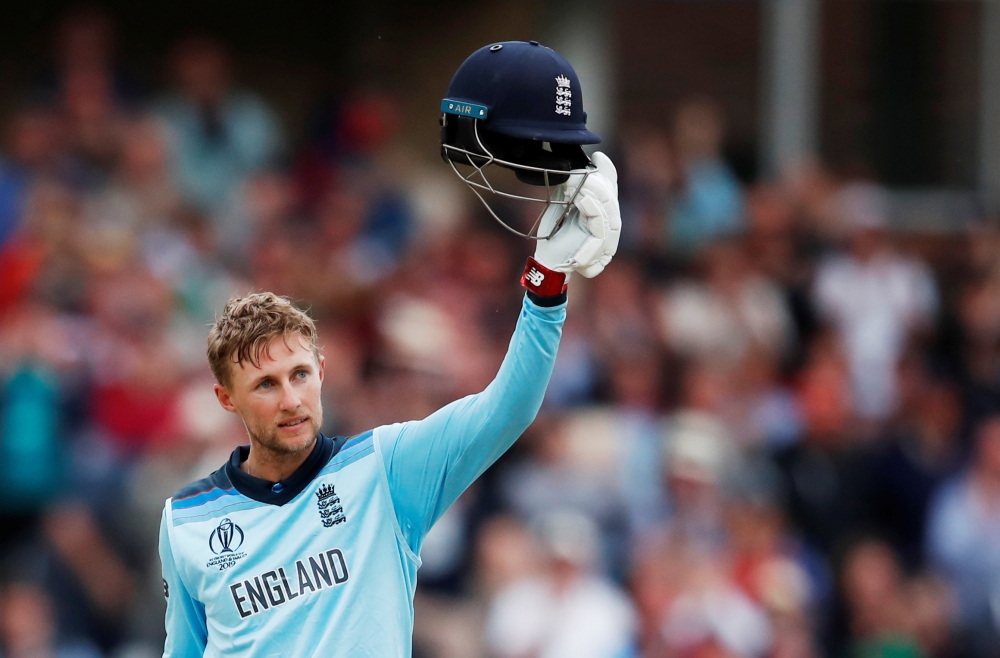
[258,380,272,390]
[295,370,308,380]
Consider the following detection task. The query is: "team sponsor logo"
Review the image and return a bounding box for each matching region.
[206,518,248,570]
[555,75,572,116]
[229,547,350,618]
[316,483,346,528]
[525,267,545,287]
[441,99,488,119]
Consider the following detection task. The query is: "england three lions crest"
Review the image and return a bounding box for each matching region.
[316,483,346,528]
[555,75,572,116]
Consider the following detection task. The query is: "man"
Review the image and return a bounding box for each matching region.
[159,41,621,656]
[485,511,637,658]
[927,415,1000,658]
[812,182,938,422]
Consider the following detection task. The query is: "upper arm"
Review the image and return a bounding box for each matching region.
[160,507,208,658]
[378,296,566,552]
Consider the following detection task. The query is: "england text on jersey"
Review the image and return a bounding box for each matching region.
[230,548,349,618]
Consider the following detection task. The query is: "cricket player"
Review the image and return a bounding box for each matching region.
[159,40,620,657]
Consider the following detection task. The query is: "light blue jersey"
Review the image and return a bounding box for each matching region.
[159,295,566,657]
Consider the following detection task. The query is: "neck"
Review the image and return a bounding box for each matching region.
[242,437,317,482]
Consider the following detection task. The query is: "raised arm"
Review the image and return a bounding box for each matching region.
[375,153,620,556]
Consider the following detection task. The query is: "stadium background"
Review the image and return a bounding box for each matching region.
[1,1,1000,657]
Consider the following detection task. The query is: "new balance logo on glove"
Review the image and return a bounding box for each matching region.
[520,257,567,297]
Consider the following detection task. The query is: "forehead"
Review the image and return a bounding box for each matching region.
[231,333,318,379]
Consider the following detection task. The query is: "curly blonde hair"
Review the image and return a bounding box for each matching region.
[207,292,319,388]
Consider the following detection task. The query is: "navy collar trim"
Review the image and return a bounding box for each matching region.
[225,434,348,506]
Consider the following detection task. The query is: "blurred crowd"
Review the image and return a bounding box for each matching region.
[2,9,1000,658]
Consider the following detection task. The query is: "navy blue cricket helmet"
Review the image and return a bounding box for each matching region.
[440,40,601,237]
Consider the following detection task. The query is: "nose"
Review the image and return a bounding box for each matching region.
[278,383,301,412]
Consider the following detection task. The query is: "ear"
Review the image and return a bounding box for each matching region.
[214,383,239,414]
[318,354,326,383]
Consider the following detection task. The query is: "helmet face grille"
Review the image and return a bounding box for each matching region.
[441,114,487,167]
[442,116,590,184]
[481,130,591,186]
[440,114,593,240]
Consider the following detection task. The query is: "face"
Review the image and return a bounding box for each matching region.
[214,333,325,457]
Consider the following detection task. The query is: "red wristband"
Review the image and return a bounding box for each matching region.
[520,257,568,297]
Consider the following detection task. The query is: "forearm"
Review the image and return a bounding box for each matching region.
[446,293,566,474]
[381,293,566,543]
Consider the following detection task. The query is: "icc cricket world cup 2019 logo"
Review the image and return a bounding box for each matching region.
[210,518,244,554]
[206,518,247,570]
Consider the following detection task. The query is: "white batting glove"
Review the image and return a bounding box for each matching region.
[521,152,621,296]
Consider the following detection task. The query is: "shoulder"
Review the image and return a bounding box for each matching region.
[330,429,377,459]
[338,429,377,451]
[169,467,234,510]
[316,430,380,475]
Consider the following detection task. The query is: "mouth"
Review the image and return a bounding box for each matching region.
[278,417,309,429]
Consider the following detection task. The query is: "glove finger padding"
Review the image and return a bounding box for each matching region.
[577,260,606,279]
[589,151,622,266]
[572,171,618,267]
[581,173,614,204]
[574,192,606,240]
[573,234,605,267]
[603,199,621,255]
[530,152,622,279]
[583,160,620,234]
[591,151,618,186]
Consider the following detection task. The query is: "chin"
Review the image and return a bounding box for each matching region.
[259,422,319,455]
[283,427,318,452]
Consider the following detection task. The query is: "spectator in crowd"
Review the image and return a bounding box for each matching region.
[656,238,796,369]
[667,97,745,254]
[839,540,924,658]
[659,372,735,552]
[155,36,283,252]
[812,182,939,423]
[617,127,676,257]
[485,511,638,658]
[952,267,1000,433]
[658,544,773,658]
[927,415,1000,658]
[0,118,32,248]
[772,332,867,557]
[726,463,822,658]
[498,413,626,551]
[861,359,964,567]
[0,581,102,658]
[724,349,803,449]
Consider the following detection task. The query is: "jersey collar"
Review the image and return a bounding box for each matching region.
[225,433,349,506]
